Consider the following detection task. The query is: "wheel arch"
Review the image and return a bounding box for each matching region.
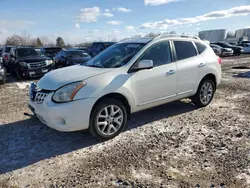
[200,73,217,90]
[91,92,131,120]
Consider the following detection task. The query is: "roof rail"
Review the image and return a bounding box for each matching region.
[154,34,200,40]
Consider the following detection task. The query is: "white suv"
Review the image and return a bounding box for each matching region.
[29,35,222,139]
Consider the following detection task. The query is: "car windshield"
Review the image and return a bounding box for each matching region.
[84,43,145,68]
[211,44,221,48]
[17,48,41,57]
[219,42,233,47]
[5,47,12,52]
[66,51,88,58]
[45,48,62,56]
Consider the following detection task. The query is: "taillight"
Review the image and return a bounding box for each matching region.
[4,55,8,61]
[217,56,222,64]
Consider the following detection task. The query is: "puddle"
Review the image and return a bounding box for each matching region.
[236,71,250,78]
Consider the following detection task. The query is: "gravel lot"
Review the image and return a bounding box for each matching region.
[0,55,250,188]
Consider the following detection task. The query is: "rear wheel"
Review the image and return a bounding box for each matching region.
[15,68,23,80]
[192,79,215,107]
[89,98,127,140]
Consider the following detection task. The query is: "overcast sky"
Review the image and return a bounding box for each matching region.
[0,0,250,44]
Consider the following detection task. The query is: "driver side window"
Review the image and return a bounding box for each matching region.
[139,41,172,67]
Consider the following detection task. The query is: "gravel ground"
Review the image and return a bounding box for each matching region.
[0,55,250,188]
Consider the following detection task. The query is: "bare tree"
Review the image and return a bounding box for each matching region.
[144,32,161,37]
[5,35,26,46]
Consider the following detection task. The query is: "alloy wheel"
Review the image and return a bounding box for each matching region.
[96,105,124,136]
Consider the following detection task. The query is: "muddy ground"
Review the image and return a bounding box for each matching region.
[0,55,250,188]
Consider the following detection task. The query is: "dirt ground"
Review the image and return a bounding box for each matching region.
[0,55,250,188]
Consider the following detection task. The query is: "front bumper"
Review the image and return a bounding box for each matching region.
[222,51,233,56]
[28,92,96,132]
[20,64,54,78]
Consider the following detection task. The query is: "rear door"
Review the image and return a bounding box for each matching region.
[173,40,207,95]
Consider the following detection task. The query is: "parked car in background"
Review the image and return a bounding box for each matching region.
[1,46,13,68]
[0,48,3,63]
[54,49,91,68]
[9,47,54,79]
[87,42,115,57]
[210,44,234,56]
[237,43,250,54]
[0,62,6,84]
[240,41,250,44]
[40,47,62,60]
[29,35,221,139]
[210,44,221,56]
[212,42,243,56]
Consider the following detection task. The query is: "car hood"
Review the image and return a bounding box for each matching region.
[38,65,112,90]
[19,56,51,63]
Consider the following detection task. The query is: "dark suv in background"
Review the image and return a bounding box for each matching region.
[40,47,62,60]
[9,47,54,79]
[87,42,115,57]
[54,49,91,68]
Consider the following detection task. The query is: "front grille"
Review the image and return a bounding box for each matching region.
[34,92,48,103]
[28,61,47,69]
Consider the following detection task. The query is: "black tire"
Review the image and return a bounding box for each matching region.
[15,68,23,80]
[192,79,215,108]
[89,98,128,140]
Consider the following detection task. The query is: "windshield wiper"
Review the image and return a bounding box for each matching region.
[86,64,103,68]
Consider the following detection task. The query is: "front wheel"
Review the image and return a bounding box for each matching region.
[89,98,127,140]
[192,79,215,108]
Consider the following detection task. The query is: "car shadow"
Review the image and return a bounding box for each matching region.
[0,100,197,174]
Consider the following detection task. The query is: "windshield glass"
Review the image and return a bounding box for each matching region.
[5,47,12,53]
[66,51,88,58]
[85,43,145,68]
[45,48,62,56]
[17,48,42,57]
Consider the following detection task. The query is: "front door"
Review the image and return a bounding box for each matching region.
[131,41,177,106]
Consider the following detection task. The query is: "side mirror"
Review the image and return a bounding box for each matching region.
[138,60,153,69]
[130,60,153,73]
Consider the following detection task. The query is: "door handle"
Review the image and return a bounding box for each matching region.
[166,70,176,75]
[198,63,205,67]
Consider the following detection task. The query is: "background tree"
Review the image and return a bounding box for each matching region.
[5,35,26,46]
[36,38,43,46]
[144,32,161,37]
[56,37,65,47]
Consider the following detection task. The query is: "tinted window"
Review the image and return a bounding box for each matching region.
[5,47,12,53]
[195,42,206,54]
[174,41,197,60]
[91,43,104,51]
[16,48,41,57]
[139,41,172,67]
[61,51,66,57]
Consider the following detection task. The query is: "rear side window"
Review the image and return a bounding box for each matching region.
[174,41,197,61]
[195,42,206,54]
[139,41,172,67]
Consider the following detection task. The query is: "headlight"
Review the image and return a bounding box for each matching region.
[19,62,27,66]
[224,48,232,52]
[52,81,86,103]
[46,60,54,65]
